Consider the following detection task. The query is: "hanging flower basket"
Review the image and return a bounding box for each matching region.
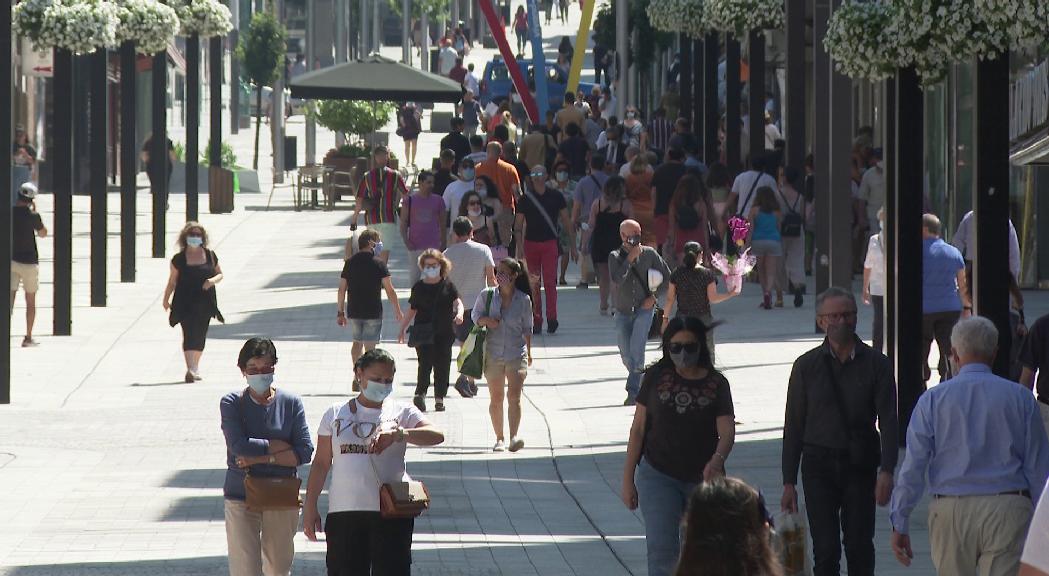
[174,0,233,38]
[704,0,783,37]
[973,0,1049,52]
[892,0,1005,86]
[15,0,119,54]
[115,0,181,55]
[646,0,708,39]
[823,1,900,82]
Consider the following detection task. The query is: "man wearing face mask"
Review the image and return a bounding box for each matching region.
[781,287,899,576]
[444,157,477,226]
[608,219,671,405]
[888,317,1049,575]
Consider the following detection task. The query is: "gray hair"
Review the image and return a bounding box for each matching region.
[816,286,857,312]
[951,316,999,361]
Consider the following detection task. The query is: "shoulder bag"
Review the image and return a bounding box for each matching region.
[238,391,302,512]
[457,290,495,378]
[822,354,881,469]
[628,259,665,340]
[348,399,431,518]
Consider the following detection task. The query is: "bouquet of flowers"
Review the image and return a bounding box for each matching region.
[712,216,756,292]
[646,0,708,39]
[173,0,233,38]
[115,0,181,55]
[704,0,784,37]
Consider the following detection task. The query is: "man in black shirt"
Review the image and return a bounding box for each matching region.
[650,147,688,254]
[515,164,574,334]
[433,149,458,201]
[1020,312,1049,437]
[11,182,47,347]
[557,122,590,180]
[439,118,472,168]
[781,286,898,576]
[337,229,403,387]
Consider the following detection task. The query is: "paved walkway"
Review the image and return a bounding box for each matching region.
[7,7,1047,576]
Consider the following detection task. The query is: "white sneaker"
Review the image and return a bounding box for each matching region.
[508,437,525,452]
[493,440,505,452]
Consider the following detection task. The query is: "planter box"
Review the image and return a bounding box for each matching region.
[209,166,235,213]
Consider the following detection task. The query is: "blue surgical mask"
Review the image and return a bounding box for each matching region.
[187,236,203,248]
[373,241,383,254]
[556,171,569,182]
[246,372,274,394]
[422,266,441,279]
[362,380,392,403]
[462,168,475,180]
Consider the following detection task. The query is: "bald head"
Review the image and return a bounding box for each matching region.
[620,219,642,245]
[486,142,502,162]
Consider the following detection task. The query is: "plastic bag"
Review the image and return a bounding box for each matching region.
[772,511,811,576]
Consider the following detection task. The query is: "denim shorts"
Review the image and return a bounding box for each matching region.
[348,318,383,343]
[751,239,783,257]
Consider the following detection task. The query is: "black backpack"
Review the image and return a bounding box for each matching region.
[677,202,700,230]
[778,189,804,238]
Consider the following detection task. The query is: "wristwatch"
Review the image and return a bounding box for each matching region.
[397,428,409,443]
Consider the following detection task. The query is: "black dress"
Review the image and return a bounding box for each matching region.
[592,199,628,264]
[169,250,224,350]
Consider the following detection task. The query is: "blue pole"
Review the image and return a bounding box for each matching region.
[526,0,548,122]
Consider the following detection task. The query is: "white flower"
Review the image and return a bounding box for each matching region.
[114,0,181,54]
[824,1,900,82]
[171,0,232,37]
[646,0,707,38]
[705,0,783,36]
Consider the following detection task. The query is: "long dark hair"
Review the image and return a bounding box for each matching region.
[674,478,783,576]
[646,316,720,375]
[680,241,703,270]
[458,191,483,217]
[499,257,533,300]
[476,175,500,201]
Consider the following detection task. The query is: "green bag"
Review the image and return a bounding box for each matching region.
[457,290,494,379]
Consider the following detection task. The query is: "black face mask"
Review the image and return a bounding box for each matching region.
[826,322,856,345]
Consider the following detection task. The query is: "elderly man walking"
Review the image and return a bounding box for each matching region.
[922,213,971,383]
[781,286,898,576]
[609,219,671,406]
[890,316,1049,575]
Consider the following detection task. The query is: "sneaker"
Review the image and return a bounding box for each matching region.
[599,306,609,316]
[413,394,427,413]
[547,319,559,334]
[761,293,772,310]
[623,396,637,406]
[533,322,543,335]
[793,289,804,308]
[184,371,195,384]
[493,440,506,452]
[192,371,203,381]
[468,380,479,396]
[454,375,473,398]
[775,294,784,308]
[20,337,38,348]
[508,437,525,452]
[434,398,445,412]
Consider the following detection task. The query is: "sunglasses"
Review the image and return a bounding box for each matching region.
[530,172,545,177]
[669,342,700,354]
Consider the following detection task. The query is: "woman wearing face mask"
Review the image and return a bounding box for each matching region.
[472,258,534,452]
[303,349,445,575]
[621,316,736,576]
[476,175,511,250]
[550,160,577,285]
[399,250,464,413]
[221,338,315,576]
[457,191,496,247]
[163,221,224,382]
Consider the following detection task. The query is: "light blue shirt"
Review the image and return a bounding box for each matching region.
[890,364,1049,534]
[922,237,965,314]
[472,287,533,361]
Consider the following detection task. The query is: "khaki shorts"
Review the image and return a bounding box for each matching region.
[11,262,39,293]
[484,356,528,381]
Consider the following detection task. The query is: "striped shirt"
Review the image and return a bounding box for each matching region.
[357,167,408,224]
[648,117,674,152]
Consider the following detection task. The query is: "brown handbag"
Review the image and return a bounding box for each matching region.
[244,473,302,512]
[349,399,432,519]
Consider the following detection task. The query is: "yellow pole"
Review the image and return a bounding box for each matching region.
[567,0,596,93]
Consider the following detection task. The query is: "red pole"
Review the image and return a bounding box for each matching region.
[477,0,539,125]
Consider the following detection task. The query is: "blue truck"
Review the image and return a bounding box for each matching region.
[479,55,596,112]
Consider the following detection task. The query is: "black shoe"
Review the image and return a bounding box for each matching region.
[547,319,559,334]
[413,394,427,412]
[533,322,543,335]
[454,375,473,398]
[794,289,804,308]
[468,380,479,396]
[434,398,445,412]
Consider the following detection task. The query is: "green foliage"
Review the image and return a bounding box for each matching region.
[335,143,374,158]
[386,0,450,21]
[172,140,186,162]
[202,139,239,168]
[239,10,286,169]
[309,100,397,146]
[594,1,674,70]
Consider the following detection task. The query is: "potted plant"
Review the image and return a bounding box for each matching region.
[311,99,396,169]
[238,10,286,170]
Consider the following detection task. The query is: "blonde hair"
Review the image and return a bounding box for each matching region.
[176,221,209,252]
[417,248,452,278]
[630,153,648,175]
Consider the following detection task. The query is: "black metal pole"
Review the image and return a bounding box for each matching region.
[748,29,765,166]
[703,33,718,166]
[679,33,692,127]
[725,35,741,173]
[1,0,12,403]
[186,35,200,222]
[89,49,108,307]
[812,0,830,309]
[211,36,223,167]
[120,42,137,283]
[230,29,240,135]
[828,5,852,288]
[894,67,924,443]
[692,37,703,136]
[53,49,74,337]
[152,52,168,258]
[785,0,805,170]
[883,75,896,365]
[974,55,1012,377]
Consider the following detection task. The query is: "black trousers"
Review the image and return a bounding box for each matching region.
[801,448,877,576]
[325,511,414,576]
[415,334,454,398]
[871,295,884,354]
[179,311,211,351]
[922,310,960,382]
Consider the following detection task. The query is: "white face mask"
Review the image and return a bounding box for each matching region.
[186,236,203,248]
[468,207,482,217]
[422,266,441,279]
[246,372,274,394]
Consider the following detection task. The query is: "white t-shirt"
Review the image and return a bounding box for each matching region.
[444,240,494,308]
[864,233,885,297]
[439,47,458,76]
[317,400,424,513]
[730,170,779,216]
[1022,478,1049,572]
[443,179,475,214]
[464,72,479,96]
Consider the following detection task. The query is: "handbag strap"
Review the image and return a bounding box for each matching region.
[523,187,560,239]
[627,257,655,301]
[736,172,762,217]
[348,398,386,489]
[778,188,800,215]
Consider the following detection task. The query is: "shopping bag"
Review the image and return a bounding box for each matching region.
[772,510,812,576]
[456,326,487,379]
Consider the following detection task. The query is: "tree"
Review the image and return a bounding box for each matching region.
[310,100,397,148]
[238,11,286,170]
[386,0,450,22]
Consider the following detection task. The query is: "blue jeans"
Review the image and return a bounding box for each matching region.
[635,458,696,576]
[616,307,654,399]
